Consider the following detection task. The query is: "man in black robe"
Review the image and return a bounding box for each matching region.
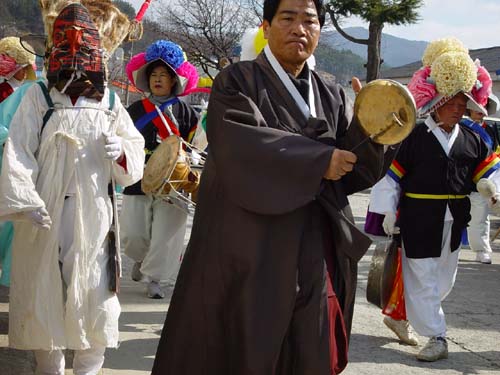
[151,0,392,373]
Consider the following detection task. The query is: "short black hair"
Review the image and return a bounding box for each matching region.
[263,0,326,27]
[145,59,176,80]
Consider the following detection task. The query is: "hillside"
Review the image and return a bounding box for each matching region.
[315,43,366,84]
[321,27,428,68]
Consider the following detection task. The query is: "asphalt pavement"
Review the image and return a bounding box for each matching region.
[1,190,499,374]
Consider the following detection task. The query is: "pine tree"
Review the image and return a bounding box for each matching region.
[325,0,423,82]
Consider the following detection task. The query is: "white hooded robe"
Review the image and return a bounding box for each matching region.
[0,82,145,350]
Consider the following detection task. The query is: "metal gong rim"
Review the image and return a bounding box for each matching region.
[354,79,417,145]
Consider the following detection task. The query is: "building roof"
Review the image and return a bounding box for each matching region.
[382,46,500,79]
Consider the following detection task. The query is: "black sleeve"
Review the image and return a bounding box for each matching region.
[173,101,200,141]
[206,66,334,215]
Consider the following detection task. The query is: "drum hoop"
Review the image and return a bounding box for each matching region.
[142,135,181,195]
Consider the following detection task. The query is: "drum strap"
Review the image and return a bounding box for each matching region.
[136,97,181,138]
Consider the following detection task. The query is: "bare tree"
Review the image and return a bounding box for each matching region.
[245,0,263,24]
[154,0,257,78]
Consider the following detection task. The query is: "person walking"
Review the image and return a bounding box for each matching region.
[121,40,200,298]
[370,37,500,362]
[0,4,145,374]
[151,0,394,373]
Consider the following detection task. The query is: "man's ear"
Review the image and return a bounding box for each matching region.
[262,20,270,40]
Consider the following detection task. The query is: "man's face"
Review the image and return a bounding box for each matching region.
[436,93,468,128]
[262,0,321,71]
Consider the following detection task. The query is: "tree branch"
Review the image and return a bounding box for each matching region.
[327,11,369,45]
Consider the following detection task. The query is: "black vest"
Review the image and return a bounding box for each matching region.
[397,123,488,258]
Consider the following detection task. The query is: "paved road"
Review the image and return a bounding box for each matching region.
[1,190,499,374]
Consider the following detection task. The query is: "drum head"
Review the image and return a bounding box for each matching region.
[354,79,416,145]
[366,238,399,309]
[142,136,180,194]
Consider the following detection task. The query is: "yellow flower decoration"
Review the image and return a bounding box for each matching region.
[254,26,267,56]
[422,37,468,67]
[0,36,35,66]
[198,76,213,88]
[430,52,477,97]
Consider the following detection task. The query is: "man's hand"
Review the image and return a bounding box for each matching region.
[24,207,52,230]
[324,149,357,181]
[382,212,400,235]
[104,132,124,162]
[351,76,362,95]
[488,193,500,215]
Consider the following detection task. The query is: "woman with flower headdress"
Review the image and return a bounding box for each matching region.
[459,64,500,265]
[0,36,35,286]
[121,40,200,299]
[0,36,37,287]
[369,37,500,362]
[0,36,36,103]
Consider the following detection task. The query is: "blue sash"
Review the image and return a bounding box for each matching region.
[135,97,179,132]
[461,118,493,150]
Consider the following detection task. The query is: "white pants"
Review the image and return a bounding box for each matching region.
[467,192,492,254]
[34,197,107,375]
[120,194,187,283]
[402,221,460,338]
[34,345,106,375]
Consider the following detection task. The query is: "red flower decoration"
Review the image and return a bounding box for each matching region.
[407,66,437,109]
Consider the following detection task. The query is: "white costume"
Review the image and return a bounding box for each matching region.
[121,194,187,284]
[371,117,500,337]
[0,83,145,350]
[467,191,493,256]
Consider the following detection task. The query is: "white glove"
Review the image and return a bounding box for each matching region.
[104,132,124,161]
[190,150,202,166]
[24,207,52,230]
[488,193,500,215]
[382,212,400,235]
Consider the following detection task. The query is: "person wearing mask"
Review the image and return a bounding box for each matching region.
[0,4,144,374]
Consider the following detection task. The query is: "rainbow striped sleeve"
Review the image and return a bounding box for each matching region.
[387,159,406,184]
[187,124,198,143]
[473,153,500,183]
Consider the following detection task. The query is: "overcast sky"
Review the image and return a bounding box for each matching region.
[128,0,500,49]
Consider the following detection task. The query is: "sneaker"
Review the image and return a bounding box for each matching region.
[475,252,492,264]
[131,261,143,281]
[417,336,448,362]
[383,316,419,346]
[147,280,165,299]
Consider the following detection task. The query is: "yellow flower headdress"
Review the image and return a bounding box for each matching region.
[408,37,485,116]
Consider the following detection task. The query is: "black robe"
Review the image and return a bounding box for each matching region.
[152,53,392,375]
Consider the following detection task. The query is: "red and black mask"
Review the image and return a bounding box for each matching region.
[47,3,105,95]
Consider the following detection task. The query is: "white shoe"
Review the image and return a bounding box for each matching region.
[383,316,419,346]
[131,261,143,281]
[475,252,492,264]
[147,280,165,299]
[417,336,448,362]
